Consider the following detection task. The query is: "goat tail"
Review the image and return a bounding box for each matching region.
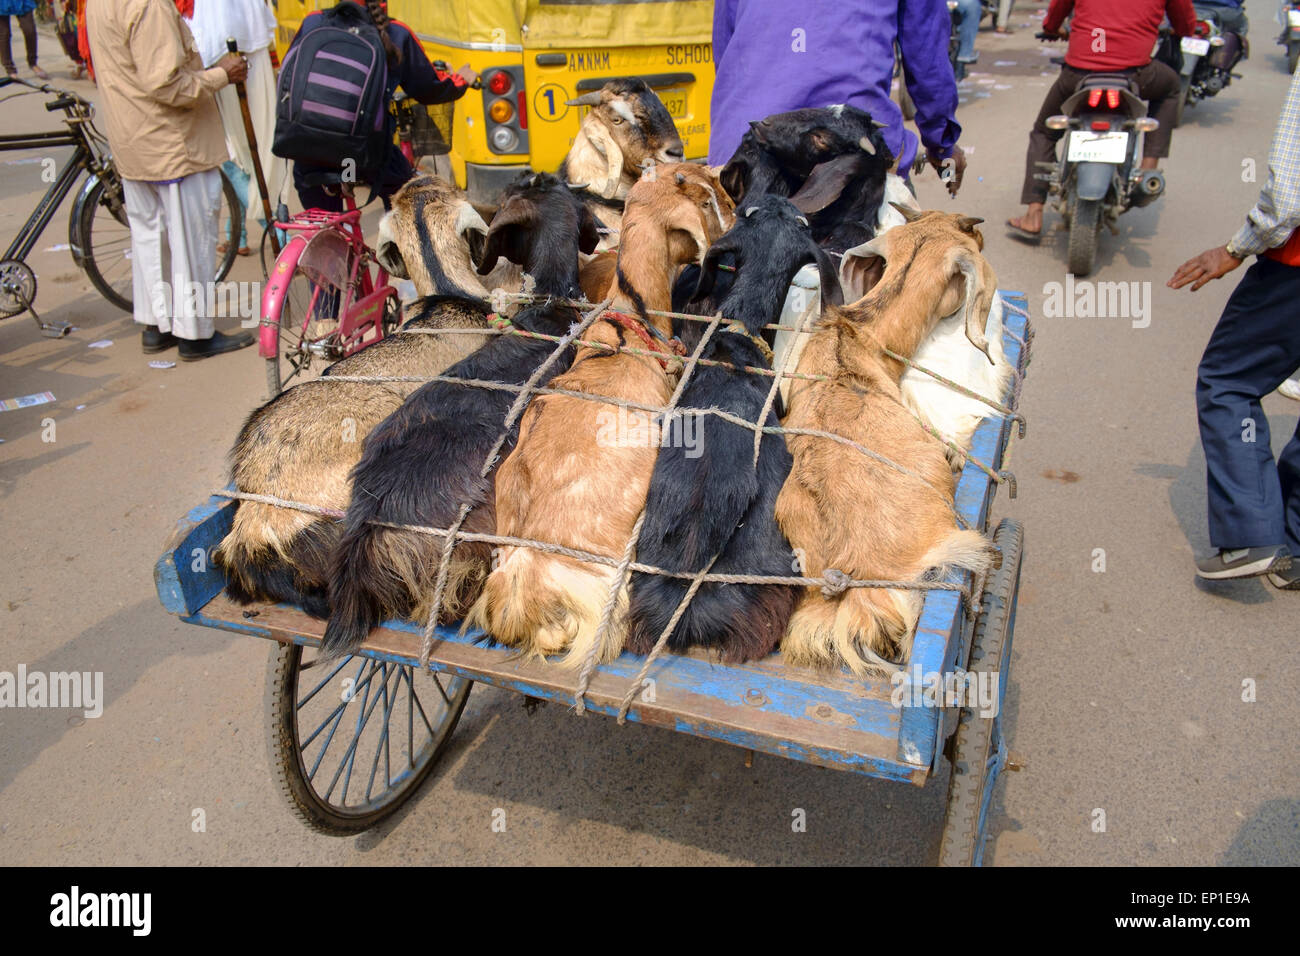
[782,528,996,677]
[466,549,627,670]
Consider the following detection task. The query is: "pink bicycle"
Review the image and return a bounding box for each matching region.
[260,192,399,397]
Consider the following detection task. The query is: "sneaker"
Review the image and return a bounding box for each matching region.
[1268,563,1300,590]
[1195,545,1291,580]
[141,326,177,353]
[178,329,255,361]
[1277,377,1300,402]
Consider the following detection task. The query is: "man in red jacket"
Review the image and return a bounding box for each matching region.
[1007,0,1196,239]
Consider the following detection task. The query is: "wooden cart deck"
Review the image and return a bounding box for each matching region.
[155,293,1029,788]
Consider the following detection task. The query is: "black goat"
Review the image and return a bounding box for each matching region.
[723,106,896,253]
[625,196,842,662]
[321,173,600,658]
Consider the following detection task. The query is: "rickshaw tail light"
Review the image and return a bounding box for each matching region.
[489,99,515,124]
[488,71,512,95]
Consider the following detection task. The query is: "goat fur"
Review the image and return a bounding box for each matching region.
[215,176,504,615]
[626,196,842,662]
[320,173,600,657]
[465,165,735,668]
[776,211,999,675]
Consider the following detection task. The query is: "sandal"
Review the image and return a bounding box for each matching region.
[1005,219,1043,244]
[31,66,50,81]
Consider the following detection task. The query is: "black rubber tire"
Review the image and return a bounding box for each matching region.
[76,169,241,314]
[1066,196,1101,277]
[937,518,1024,867]
[1174,75,1191,128]
[264,641,471,835]
[74,174,132,313]
[1289,42,1300,75]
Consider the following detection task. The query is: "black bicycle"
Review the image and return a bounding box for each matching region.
[0,76,241,336]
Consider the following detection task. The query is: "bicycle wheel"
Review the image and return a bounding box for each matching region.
[265,642,471,835]
[263,258,339,398]
[76,170,242,313]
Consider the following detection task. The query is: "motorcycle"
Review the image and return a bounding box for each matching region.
[1035,35,1165,276]
[1282,1,1300,74]
[1155,12,1247,126]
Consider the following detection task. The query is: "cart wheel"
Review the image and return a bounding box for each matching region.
[938,518,1023,867]
[265,641,471,835]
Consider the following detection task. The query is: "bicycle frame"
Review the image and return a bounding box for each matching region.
[0,131,90,263]
[259,204,396,361]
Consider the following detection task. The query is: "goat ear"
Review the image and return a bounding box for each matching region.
[692,238,734,302]
[952,249,996,364]
[814,248,844,307]
[374,212,409,279]
[719,159,749,204]
[789,153,869,216]
[455,201,492,270]
[838,236,890,302]
[577,203,602,255]
[475,197,537,274]
[582,119,626,199]
[376,238,408,279]
[803,127,834,155]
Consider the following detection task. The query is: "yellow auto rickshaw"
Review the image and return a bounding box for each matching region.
[274,0,715,202]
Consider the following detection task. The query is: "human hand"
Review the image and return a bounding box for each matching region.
[456,64,479,87]
[930,145,966,197]
[1167,245,1243,291]
[216,52,248,85]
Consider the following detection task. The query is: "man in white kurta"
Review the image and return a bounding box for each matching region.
[86,0,255,359]
[186,0,286,252]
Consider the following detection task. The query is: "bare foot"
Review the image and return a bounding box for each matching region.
[1007,205,1044,235]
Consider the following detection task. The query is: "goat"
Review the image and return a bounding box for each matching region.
[215,176,504,616]
[465,165,735,668]
[625,195,841,662]
[320,173,601,657]
[560,79,685,202]
[839,204,1011,464]
[720,105,899,253]
[776,210,998,676]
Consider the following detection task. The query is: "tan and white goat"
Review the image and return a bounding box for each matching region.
[777,210,999,675]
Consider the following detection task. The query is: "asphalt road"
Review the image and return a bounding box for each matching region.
[2,5,1297,866]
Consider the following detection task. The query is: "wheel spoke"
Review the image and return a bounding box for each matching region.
[364,663,403,801]
[296,652,353,709]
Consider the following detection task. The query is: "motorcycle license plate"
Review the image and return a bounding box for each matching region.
[1290,9,1300,27]
[1067,130,1129,164]
[1181,36,1211,56]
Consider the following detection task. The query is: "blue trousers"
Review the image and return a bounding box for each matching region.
[1196,257,1300,552]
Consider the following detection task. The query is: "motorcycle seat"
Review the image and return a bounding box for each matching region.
[1077,72,1138,93]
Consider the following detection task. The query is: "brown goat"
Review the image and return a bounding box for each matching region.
[465,164,735,668]
[776,210,998,675]
[215,176,504,615]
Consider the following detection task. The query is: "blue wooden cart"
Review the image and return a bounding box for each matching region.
[154,293,1030,865]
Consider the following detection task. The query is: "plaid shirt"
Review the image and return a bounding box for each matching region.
[1230,67,1300,257]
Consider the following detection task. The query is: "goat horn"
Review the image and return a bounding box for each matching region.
[958,215,984,231]
[956,252,994,365]
[858,136,876,156]
[744,206,759,218]
[675,172,686,185]
[872,119,888,129]
[889,200,923,222]
[567,181,590,190]
[565,91,603,107]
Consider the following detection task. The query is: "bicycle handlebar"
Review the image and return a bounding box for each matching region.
[46,97,78,112]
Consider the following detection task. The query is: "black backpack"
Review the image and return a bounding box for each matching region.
[272,2,390,183]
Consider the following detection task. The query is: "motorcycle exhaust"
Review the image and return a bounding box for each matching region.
[1130,169,1165,208]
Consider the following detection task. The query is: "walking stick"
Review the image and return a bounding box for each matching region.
[226,38,281,256]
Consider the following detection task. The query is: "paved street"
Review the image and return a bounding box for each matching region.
[1,4,1297,865]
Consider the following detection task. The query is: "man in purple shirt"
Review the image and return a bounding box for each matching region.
[708,0,965,192]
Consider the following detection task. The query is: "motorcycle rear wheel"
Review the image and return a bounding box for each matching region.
[1067,197,1101,277]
